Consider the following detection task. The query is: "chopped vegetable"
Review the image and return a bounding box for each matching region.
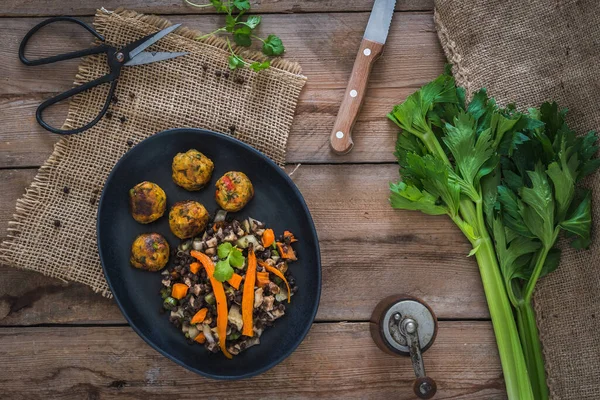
[204,292,216,305]
[387,69,600,400]
[191,308,208,325]
[276,242,297,261]
[171,283,189,300]
[262,228,275,247]
[194,332,206,344]
[228,272,243,290]
[242,246,257,336]
[191,250,233,359]
[256,271,270,287]
[163,296,178,310]
[259,260,291,303]
[189,262,200,274]
[236,234,260,249]
[283,230,298,243]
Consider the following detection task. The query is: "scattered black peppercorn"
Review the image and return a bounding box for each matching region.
[119,116,127,123]
[111,95,119,104]
[90,197,97,205]
[63,186,70,194]
[92,188,99,195]
[223,71,230,79]
[105,111,113,119]
[215,70,222,77]
[53,220,61,228]
[229,125,236,135]
[202,63,208,72]
[126,140,134,147]
[234,76,245,84]
[129,92,135,99]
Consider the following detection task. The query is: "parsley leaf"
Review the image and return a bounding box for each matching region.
[262,34,285,56]
[214,259,234,281]
[244,15,262,29]
[233,26,252,47]
[218,242,233,259]
[228,54,245,70]
[229,247,245,268]
[233,0,251,11]
[249,60,270,72]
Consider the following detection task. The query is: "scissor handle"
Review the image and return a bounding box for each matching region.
[37,72,119,135]
[19,16,111,66]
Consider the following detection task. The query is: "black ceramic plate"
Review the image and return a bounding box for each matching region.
[97,128,321,379]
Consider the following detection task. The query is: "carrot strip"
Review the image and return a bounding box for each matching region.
[171,283,188,299]
[228,273,243,290]
[262,228,275,247]
[189,262,200,274]
[277,242,297,261]
[256,271,270,287]
[194,332,206,344]
[190,307,208,324]
[241,246,257,337]
[190,250,233,359]
[259,261,291,303]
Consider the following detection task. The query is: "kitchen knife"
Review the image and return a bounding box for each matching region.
[329,0,396,155]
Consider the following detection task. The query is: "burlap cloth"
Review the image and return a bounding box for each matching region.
[435,0,600,398]
[0,9,306,298]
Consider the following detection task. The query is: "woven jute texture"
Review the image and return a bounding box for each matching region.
[435,1,600,398]
[0,8,306,298]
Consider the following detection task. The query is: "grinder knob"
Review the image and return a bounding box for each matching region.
[370,295,438,399]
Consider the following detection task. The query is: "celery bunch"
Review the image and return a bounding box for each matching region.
[388,69,599,399]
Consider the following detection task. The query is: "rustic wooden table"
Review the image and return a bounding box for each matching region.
[0,1,507,398]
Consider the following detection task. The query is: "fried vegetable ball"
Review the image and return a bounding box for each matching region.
[172,149,214,191]
[129,181,167,224]
[215,171,254,212]
[169,200,210,239]
[130,233,170,271]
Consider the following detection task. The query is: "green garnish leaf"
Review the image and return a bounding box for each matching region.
[210,0,227,13]
[217,242,233,259]
[262,34,285,56]
[213,259,234,282]
[228,54,245,70]
[233,0,251,11]
[390,181,448,216]
[233,26,252,47]
[560,191,592,248]
[249,60,271,72]
[229,247,245,268]
[244,15,262,29]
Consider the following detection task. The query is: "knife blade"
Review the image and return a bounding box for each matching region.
[329,0,396,155]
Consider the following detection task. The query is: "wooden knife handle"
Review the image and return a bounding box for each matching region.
[330,39,385,155]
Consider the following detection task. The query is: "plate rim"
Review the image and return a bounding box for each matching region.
[97,127,322,380]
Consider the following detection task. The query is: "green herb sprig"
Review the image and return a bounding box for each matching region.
[213,242,245,281]
[184,0,285,71]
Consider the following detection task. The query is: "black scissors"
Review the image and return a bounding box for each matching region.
[18,16,188,135]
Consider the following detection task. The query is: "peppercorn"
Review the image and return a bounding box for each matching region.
[63,186,70,194]
[223,71,230,79]
[234,76,245,84]
[215,70,222,77]
[126,140,134,147]
[105,111,113,119]
[119,116,127,123]
[229,125,236,135]
[129,92,135,99]
[90,197,97,205]
[92,188,99,195]
[111,95,119,104]
[53,220,61,228]
[202,63,208,72]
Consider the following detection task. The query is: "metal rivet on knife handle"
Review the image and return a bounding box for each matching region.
[329,0,396,155]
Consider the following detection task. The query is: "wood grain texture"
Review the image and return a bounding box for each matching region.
[0,0,434,17]
[0,165,489,325]
[330,39,385,154]
[0,322,506,399]
[0,13,445,167]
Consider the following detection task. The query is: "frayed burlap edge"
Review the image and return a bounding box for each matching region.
[0,8,306,299]
[433,9,558,399]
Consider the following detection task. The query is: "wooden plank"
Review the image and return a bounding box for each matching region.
[0,0,434,17]
[0,87,412,168]
[0,13,444,95]
[0,165,489,326]
[0,322,506,399]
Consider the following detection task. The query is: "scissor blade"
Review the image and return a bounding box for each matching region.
[125,51,189,66]
[363,0,396,44]
[127,23,182,60]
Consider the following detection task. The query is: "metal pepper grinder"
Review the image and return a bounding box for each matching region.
[370,295,439,399]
